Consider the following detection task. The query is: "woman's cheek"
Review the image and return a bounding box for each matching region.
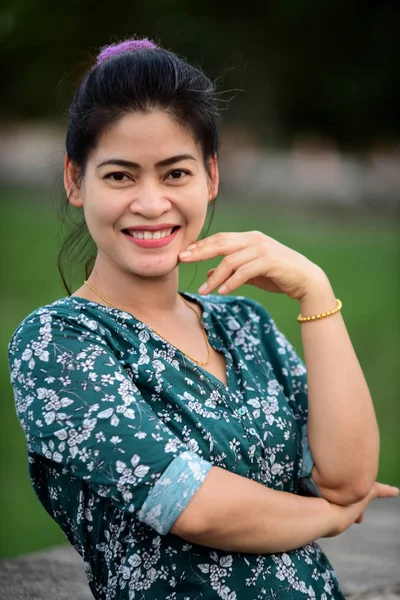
[86,196,117,228]
[186,207,208,241]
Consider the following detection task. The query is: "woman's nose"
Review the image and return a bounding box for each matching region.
[128,184,172,218]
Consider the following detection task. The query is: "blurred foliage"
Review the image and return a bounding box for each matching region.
[1,187,399,557]
[0,0,399,147]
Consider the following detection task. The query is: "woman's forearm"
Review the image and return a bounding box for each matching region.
[299,275,380,503]
[170,466,338,553]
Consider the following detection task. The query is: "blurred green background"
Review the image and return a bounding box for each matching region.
[1,1,399,559]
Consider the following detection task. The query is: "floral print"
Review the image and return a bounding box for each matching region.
[8,293,345,599]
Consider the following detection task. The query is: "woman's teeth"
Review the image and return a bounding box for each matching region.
[128,228,174,240]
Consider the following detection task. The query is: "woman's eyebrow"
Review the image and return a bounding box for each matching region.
[97,154,197,169]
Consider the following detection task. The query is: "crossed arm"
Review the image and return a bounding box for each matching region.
[170,284,392,552]
[298,281,380,505]
[179,232,381,507]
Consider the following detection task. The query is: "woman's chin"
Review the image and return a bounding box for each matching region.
[125,256,180,279]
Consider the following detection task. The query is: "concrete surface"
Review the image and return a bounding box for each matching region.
[0,497,399,599]
[319,497,400,596]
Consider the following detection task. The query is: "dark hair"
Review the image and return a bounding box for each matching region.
[58,41,221,294]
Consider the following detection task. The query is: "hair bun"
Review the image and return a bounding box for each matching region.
[96,39,158,65]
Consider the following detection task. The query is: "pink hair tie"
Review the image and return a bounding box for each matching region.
[96,39,158,65]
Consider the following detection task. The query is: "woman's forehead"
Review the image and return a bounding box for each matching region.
[91,110,201,162]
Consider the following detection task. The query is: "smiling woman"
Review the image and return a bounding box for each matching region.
[65,108,216,284]
[7,36,398,600]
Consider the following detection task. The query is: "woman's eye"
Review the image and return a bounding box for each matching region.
[105,172,130,182]
[166,169,190,181]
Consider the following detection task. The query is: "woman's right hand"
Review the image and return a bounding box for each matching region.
[325,482,399,537]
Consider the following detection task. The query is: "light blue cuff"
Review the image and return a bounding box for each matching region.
[299,424,323,498]
[137,451,213,535]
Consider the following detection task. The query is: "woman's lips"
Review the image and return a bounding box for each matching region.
[123,227,180,248]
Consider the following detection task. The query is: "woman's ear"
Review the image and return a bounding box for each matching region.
[64,155,83,207]
[207,156,219,203]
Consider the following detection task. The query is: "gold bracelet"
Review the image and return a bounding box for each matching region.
[297,298,342,323]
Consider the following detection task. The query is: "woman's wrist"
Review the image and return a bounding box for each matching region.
[324,503,343,537]
[298,273,337,317]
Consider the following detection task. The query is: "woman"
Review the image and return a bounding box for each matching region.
[8,38,398,600]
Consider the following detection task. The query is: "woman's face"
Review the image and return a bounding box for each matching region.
[66,109,218,279]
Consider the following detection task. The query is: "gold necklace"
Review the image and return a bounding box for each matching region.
[83,280,211,367]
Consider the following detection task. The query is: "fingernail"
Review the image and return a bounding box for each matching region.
[187,243,197,250]
[218,285,227,294]
[198,283,208,294]
[179,251,192,258]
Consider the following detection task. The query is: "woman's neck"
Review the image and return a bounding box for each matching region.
[75,262,183,320]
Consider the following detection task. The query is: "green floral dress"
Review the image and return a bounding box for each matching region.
[8,293,345,600]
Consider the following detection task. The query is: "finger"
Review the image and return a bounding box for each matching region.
[179,232,251,263]
[198,247,262,294]
[373,483,400,499]
[217,258,265,295]
[355,512,365,524]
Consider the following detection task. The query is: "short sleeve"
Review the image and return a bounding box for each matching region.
[8,309,213,534]
[298,424,323,497]
[242,298,322,497]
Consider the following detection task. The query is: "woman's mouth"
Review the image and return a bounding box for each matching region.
[122,225,181,248]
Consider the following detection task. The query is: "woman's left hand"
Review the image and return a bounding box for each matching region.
[178,231,331,300]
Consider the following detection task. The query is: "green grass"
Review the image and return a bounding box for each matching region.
[1,187,399,558]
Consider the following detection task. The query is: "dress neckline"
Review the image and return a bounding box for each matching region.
[60,293,231,392]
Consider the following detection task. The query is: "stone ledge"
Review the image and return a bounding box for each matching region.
[347,583,400,600]
[0,497,398,599]
[318,497,400,596]
[0,549,92,600]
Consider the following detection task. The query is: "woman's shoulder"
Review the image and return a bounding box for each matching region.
[191,292,273,323]
[8,296,115,348]
[194,293,298,356]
